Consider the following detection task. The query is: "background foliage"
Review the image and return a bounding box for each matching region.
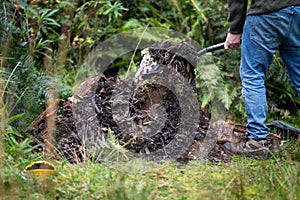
[1,0,298,131]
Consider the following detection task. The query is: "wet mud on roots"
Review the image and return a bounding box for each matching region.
[32,41,233,163]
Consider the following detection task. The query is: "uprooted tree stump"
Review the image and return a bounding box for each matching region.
[31,40,284,163]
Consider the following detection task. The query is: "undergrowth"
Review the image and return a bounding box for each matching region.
[1,139,299,200]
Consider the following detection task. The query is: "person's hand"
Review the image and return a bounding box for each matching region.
[225,32,241,49]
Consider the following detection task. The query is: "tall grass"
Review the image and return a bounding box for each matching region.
[0,75,6,167]
[56,151,300,199]
[1,139,299,200]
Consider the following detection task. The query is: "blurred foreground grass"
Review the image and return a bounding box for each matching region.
[1,141,299,200]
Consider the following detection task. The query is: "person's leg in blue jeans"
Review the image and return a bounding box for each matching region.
[240,7,300,141]
[279,7,300,98]
[241,15,278,140]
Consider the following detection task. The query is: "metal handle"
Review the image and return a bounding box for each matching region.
[197,42,225,57]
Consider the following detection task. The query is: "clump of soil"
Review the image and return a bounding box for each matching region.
[126,83,182,153]
[147,40,198,86]
[57,100,83,162]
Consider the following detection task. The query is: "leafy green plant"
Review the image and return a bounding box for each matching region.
[5,113,25,138]
[195,52,245,122]
[26,7,61,59]
[3,110,42,167]
[4,133,41,168]
[82,129,130,163]
[1,111,42,189]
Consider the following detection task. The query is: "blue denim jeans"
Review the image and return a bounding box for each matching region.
[241,6,300,140]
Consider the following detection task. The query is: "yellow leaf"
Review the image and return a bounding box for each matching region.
[86,37,93,44]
